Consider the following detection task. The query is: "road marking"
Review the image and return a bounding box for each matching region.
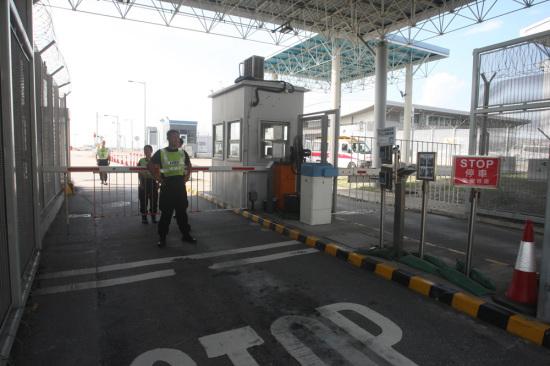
[484,258,510,266]
[318,302,418,365]
[405,236,466,255]
[199,326,263,366]
[131,302,416,365]
[446,248,466,255]
[34,269,176,295]
[209,248,318,270]
[130,349,197,366]
[40,240,301,279]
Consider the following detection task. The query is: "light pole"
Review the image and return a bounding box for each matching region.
[104,114,120,150]
[128,80,147,148]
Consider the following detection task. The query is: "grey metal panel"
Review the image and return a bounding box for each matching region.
[11,30,35,275]
[0,71,12,331]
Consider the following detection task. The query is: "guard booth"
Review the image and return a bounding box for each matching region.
[209,60,307,209]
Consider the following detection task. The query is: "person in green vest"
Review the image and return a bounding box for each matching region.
[149,129,196,247]
[96,140,110,185]
[137,145,158,224]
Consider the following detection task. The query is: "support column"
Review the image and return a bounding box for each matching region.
[373,40,388,168]
[402,63,413,163]
[330,44,341,214]
[329,44,341,165]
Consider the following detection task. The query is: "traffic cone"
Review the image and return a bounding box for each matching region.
[505,220,538,305]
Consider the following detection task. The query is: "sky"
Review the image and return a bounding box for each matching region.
[44,2,550,147]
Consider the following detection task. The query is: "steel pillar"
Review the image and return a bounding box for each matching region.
[373,40,388,168]
[330,44,341,213]
[402,63,413,163]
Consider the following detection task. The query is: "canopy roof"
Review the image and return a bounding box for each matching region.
[264,34,449,84]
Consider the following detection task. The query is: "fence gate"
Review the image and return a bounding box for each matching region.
[471,29,550,219]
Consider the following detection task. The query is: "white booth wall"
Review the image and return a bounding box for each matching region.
[210,80,306,208]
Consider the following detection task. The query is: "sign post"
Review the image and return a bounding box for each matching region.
[378,127,396,147]
[416,152,437,259]
[452,156,501,276]
[377,127,395,249]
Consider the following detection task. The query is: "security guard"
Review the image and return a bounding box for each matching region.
[149,129,196,247]
[96,140,110,185]
[137,145,158,224]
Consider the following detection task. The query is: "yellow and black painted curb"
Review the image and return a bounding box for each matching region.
[234,208,550,349]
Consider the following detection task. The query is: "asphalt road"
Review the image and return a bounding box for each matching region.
[12,205,550,365]
[332,195,541,291]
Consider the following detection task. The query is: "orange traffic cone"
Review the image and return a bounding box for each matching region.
[505,220,538,305]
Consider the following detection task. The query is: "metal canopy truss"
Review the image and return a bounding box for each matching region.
[40,0,550,47]
[264,33,448,91]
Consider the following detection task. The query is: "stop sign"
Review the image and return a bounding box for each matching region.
[452,156,501,189]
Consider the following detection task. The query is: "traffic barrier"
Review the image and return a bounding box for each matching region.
[44,165,269,219]
[506,220,538,305]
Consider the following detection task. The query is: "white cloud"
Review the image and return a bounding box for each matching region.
[464,19,503,35]
[419,72,467,110]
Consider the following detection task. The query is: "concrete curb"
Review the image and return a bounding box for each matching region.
[192,192,550,349]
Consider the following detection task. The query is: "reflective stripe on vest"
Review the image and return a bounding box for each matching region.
[97,147,109,159]
[160,148,186,176]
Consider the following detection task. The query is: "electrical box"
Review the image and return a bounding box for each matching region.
[242,56,265,80]
[379,166,393,191]
[380,145,393,165]
[300,163,338,225]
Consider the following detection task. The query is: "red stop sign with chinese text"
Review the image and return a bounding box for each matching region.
[452,156,501,189]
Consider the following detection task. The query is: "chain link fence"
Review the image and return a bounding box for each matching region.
[35,52,69,215]
[11,30,36,280]
[472,30,550,218]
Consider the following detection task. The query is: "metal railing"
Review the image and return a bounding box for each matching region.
[335,139,466,214]
[43,166,269,222]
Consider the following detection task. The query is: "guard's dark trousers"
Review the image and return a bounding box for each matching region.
[139,179,158,216]
[158,180,190,239]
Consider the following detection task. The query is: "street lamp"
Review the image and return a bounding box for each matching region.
[104,114,120,150]
[128,80,147,149]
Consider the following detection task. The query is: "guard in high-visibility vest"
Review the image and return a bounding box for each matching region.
[149,129,196,247]
[137,145,158,224]
[96,140,110,185]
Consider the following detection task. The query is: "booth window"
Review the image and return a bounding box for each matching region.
[228,121,241,160]
[261,122,289,159]
[213,123,224,158]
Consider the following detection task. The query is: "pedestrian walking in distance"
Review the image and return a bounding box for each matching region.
[96,140,110,185]
[137,145,158,224]
[149,129,196,247]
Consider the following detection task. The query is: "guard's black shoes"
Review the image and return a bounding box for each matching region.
[141,216,148,224]
[157,238,166,247]
[181,234,197,244]
[151,216,157,224]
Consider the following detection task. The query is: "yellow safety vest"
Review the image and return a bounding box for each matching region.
[138,157,153,179]
[160,148,187,177]
[97,147,109,159]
